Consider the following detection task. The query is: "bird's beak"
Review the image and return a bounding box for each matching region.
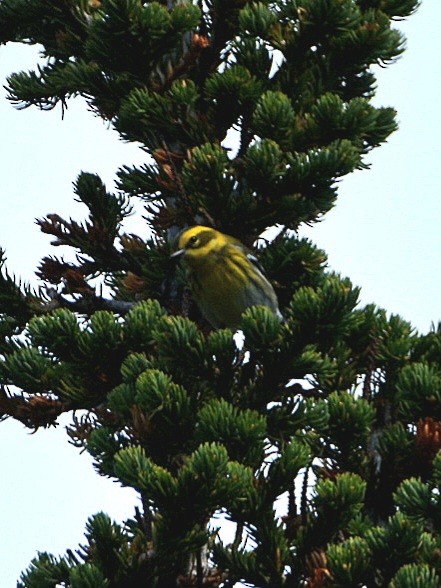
[171,248,185,259]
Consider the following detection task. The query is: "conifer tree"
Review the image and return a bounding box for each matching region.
[2,1,440,587]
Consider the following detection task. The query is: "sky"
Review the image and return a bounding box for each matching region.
[1,3,441,586]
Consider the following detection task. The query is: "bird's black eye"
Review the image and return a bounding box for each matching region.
[187,235,199,248]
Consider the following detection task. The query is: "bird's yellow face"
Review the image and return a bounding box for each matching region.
[172,226,226,264]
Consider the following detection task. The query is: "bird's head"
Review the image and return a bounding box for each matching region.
[171,226,226,263]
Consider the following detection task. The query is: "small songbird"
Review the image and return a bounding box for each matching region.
[171,225,281,329]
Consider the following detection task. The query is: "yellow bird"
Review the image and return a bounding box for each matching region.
[172,226,281,329]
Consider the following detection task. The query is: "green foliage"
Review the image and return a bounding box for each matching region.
[181,143,237,220]
[265,439,311,497]
[287,275,360,348]
[123,299,167,351]
[324,391,375,470]
[432,451,441,488]
[195,398,267,465]
[314,472,366,522]
[0,249,38,327]
[0,0,429,586]
[394,465,441,531]
[389,563,439,588]
[0,0,416,237]
[327,536,372,587]
[18,552,71,588]
[241,304,282,350]
[117,80,209,149]
[17,513,146,588]
[243,139,284,189]
[69,564,110,588]
[252,90,296,145]
[396,479,437,527]
[153,315,207,377]
[114,445,178,499]
[205,65,265,135]
[396,363,441,421]
[365,512,426,583]
[297,92,398,152]
[238,2,278,38]
[298,473,367,557]
[3,347,58,394]
[28,309,82,358]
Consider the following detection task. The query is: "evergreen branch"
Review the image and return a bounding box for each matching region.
[196,549,203,588]
[1,1,429,586]
[0,249,48,325]
[195,0,248,108]
[284,381,325,399]
[362,333,380,400]
[159,140,194,222]
[40,287,135,316]
[232,522,244,551]
[0,0,94,55]
[161,34,210,92]
[235,108,254,160]
[301,466,310,526]
[0,385,68,429]
[287,485,297,524]
[139,494,154,542]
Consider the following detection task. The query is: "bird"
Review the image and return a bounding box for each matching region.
[171,225,281,329]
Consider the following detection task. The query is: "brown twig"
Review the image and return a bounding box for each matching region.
[40,286,135,315]
[0,386,68,429]
[301,466,310,526]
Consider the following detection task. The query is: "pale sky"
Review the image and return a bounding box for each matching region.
[1,3,440,586]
